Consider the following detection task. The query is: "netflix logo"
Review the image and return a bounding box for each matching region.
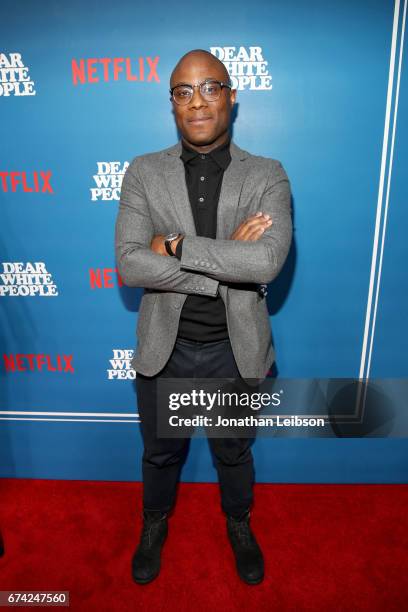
[0,171,53,193]
[3,354,74,373]
[72,56,160,85]
[89,268,123,289]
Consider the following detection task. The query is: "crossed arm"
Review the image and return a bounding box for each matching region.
[115,159,292,296]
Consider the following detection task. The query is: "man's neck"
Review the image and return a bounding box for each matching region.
[181,132,230,154]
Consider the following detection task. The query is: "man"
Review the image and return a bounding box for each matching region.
[115,49,292,585]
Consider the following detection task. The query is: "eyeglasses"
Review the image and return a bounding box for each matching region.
[169,79,232,105]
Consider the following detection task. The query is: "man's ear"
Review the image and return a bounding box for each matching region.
[230,88,237,107]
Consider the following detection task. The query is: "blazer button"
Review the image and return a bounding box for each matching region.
[194,260,199,265]
[211,264,216,269]
[200,260,205,266]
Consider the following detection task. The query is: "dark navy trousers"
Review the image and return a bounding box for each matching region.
[135,337,255,518]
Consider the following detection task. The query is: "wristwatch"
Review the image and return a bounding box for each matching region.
[164,232,180,256]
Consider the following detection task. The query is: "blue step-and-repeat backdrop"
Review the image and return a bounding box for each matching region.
[1,0,407,482]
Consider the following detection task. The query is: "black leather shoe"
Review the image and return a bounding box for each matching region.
[226,510,264,585]
[131,510,168,584]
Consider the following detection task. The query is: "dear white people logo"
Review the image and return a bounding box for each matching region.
[210,46,272,91]
[107,349,136,379]
[0,262,58,297]
[0,52,36,96]
[90,162,129,202]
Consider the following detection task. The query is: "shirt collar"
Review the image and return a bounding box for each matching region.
[180,136,231,170]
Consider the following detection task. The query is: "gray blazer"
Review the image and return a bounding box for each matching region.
[115,140,292,380]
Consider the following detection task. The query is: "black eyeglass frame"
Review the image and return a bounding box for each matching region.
[169,79,232,104]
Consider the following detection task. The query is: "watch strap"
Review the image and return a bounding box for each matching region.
[164,239,175,256]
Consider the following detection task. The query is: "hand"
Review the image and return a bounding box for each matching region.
[230,212,273,241]
[150,234,167,256]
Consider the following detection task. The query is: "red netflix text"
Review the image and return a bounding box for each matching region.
[0,171,53,193]
[89,268,123,289]
[3,354,74,373]
[72,57,160,85]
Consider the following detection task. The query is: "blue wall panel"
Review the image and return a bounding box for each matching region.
[1,0,407,482]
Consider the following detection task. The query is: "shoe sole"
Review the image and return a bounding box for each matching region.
[132,572,160,585]
[238,572,264,585]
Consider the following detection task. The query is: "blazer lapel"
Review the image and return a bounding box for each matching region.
[164,139,249,239]
[164,142,197,236]
[216,141,249,239]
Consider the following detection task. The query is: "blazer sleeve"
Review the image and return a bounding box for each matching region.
[115,159,219,297]
[178,160,293,284]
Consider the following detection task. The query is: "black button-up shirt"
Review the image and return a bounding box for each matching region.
[174,137,231,341]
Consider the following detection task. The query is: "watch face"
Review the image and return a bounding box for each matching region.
[166,233,179,241]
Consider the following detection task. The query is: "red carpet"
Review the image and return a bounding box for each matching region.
[0,479,407,611]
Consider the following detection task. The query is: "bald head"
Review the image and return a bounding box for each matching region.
[170,49,230,87]
[169,48,236,152]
